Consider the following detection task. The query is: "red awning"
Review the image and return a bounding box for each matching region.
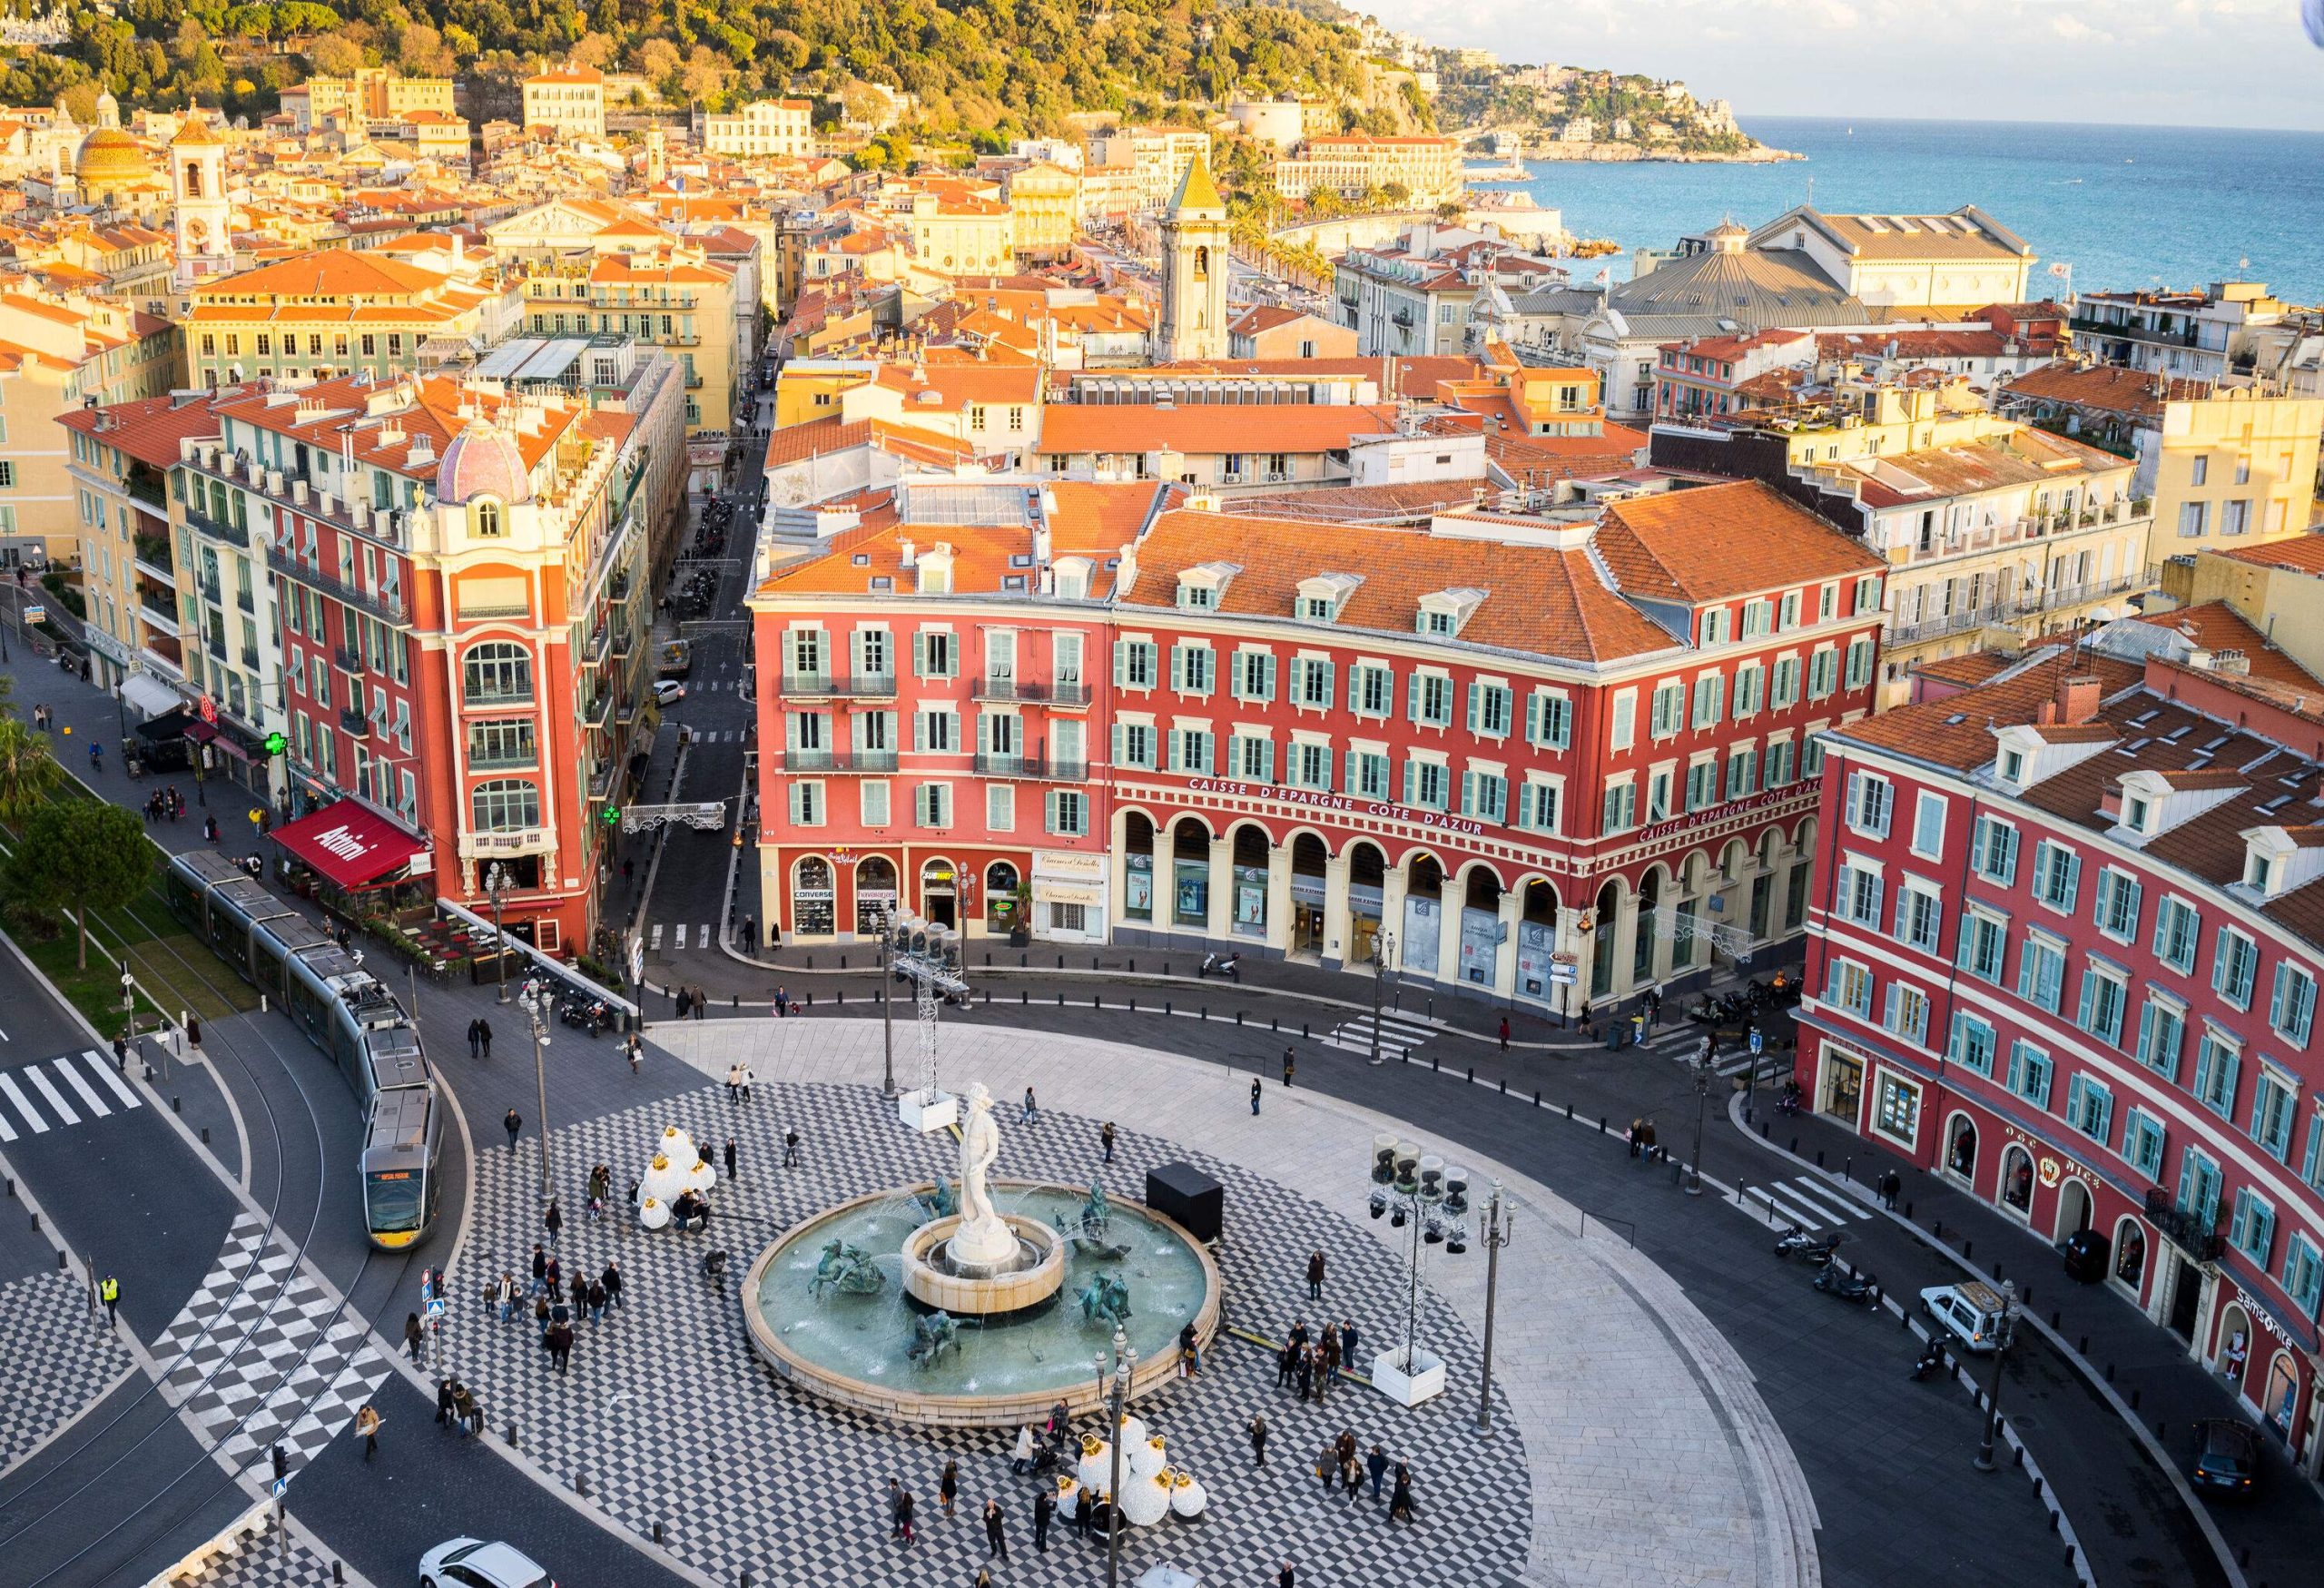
[271,801,427,892]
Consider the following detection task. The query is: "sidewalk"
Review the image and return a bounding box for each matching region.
[1755,1103,2319,1588]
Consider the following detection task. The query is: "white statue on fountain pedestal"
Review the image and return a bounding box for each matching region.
[950,1083,1017,1267]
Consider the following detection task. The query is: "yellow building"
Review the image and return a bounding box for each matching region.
[2149,387,2323,549]
[182,248,517,388]
[1085,125,1211,212]
[1005,163,1079,259]
[0,288,174,566]
[773,360,877,429]
[702,99,814,159]
[2159,535,2324,682]
[284,69,457,133]
[522,66,606,140]
[1273,135,1463,209]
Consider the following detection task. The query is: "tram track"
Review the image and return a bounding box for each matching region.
[0,791,416,1583]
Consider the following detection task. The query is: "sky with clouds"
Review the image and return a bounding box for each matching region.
[1360,0,2324,131]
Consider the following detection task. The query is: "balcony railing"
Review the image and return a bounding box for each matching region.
[1886,571,2153,648]
[783,746,900,774]
[970,676,1092,706]
[335,646,365,674]
[184,505,250,547]
[780,673,897,698]
[464,687,537,710]
[972,752,1087,782]
[2144,1189,2227,1264]
[265,547,409,624]
[340,708,372,738]
[2071,314,2200,349]
[469,745,540,771]
[584,692,614,729]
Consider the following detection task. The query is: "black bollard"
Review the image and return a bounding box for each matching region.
[2104,1362,2114,1383]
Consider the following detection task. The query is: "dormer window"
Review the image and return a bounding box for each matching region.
[471,498,503,538]
[2124,794,2150,833]
[1999,747,2024,784]
[2247,853,2274,892]
[916,548,954,595]
[1295,572,1361,625]
[1176,559,1239,611]
[1052,557,1091,600]
[1416,587,1486,639]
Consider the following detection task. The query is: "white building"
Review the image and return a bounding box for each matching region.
[703,99,815,160]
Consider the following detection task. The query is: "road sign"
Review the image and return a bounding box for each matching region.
[1549,962,1578,985]
[1749,1029,1764,1054]
[627,935,644,985]
[271,1478,287,1498]
[22,603,44,624]
[426,1297,447,1319]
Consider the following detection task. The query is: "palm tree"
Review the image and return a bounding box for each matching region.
[0,715,62,830]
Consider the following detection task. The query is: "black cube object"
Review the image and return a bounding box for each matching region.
[1146,1161,1223,1244]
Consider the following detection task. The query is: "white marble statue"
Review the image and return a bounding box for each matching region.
[951,1082,1016,1265]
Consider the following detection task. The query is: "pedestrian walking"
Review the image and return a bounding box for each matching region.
[1341,1319,1361,1374]
[436,1376,457,1427]
[112,1033,127,1070]
[1366,1444,1388,1502]
[1100,1120,1117,1163]
[940,1459,959,1515]
[1306,1250,1325,1300]
[724,1138,737,1182]
[530,1243,548,1297]
[1276,1339,1297,1388]
[467,1019,482,1060]
[504,1108,522,1149]
[774,986,789,1017]
[1313,1441,1334,1490]
[1282,1047,1295,1087]
[1248,1413,1269,1465]
[1878,1169,1902,1210]
[693,986,707,1021]
[494,1270,517,1323]
[1341,1451,1363,1499]
[742,913,755,949]
[1279,1563,1295,1588]
[984,1497,1008,1560]
[100,1273,120,1326]
[353,1404,381,1461]
[1388,1462,1415,1522]
[543,1198,562,1245]
[1021,1086,1038,1124]
[1251,1077,1262,1115]
[1073,1487,1092,1537]
[888,1477,905,1540]
[897,1488,917,1545]
[404,1311,424,1362]
[783,1127,801,1167]
[675,987,693,1020]
[186,1014,202,1050]
[725,1064,742,1106]
[740,1062,753,1102]
[587,1277,607,1324]
[454,1381,480,1437]
[478,1020,491,1058]
[625,1033,642,1075]
[1012,1425,1035,1475]
[601,1259,623,1310]
[1179,1318,1201,1378]
[1032,1485,1053,1552]
[1295,1350,1315,1402]
[1498,1014,1511,1050]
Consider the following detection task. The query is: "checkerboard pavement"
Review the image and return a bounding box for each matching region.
[0,1267,132,1473]
[159,1509,342,1588]
[445,1080,1531,1588]
[152,1213,391,1484]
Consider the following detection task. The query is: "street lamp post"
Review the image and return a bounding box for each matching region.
[877,904,898,1099]
[1476,1179,1515,1431]
[517,981,554,1199]
[1973,1280,2021,1472]
[1367,931,1395,1066]
[1105,1327,1136,1588]
[1687,1042,1713,1196]
[1367,1139,1472,1396]
[487,862,510,1004]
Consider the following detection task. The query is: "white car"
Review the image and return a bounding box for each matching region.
[1919,1280,2011,1354]
[652,679,687,706]
[419,1538,554,1588]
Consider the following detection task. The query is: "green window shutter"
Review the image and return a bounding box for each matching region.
[1113,639,1128,686]
[1461,769,1476,814]
[1466,682,1481,733]
[1316,663,1334,712]
[1315,746,1333,789]
[912,631,927,676]
[913,712,928,753]
[1170,644,1185,690]
[1403,760,1416,804]
[1260,654,1277,700]
[1407,672,1423,723]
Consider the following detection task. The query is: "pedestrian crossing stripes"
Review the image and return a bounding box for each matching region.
[1635,1021,1762,1079]
[1738,1174,1875,1233]
[0,1050,143,1138]
[649,923,664,950]
[1319,1010,1441,1060]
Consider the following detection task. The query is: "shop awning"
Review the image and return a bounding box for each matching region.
[134,706,193,745]
[271,801,428,892]
[121,673,182,719]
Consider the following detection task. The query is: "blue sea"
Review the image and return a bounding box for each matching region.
[1489,117,2324,304]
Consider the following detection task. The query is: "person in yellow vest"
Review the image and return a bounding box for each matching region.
[100,1274,119,1327]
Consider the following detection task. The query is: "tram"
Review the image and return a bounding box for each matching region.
[162,850,444,1248]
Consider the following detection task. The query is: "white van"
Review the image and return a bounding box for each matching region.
[1919,1280,2012,1353]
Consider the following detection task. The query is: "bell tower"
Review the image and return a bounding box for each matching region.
[171,112,231,279]
[1156,156,1229,363]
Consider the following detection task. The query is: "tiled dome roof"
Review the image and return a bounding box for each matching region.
[74,128,152,184]
[436,419,532,507]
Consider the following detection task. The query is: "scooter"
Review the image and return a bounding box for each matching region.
[1774,1225,1843,1263]
[1813,1258,1878,1306]
[1909,1338,1951,1380]
[1197,952,1241,981]
[1776,1089,1805,1118]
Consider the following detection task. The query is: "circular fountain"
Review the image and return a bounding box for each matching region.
[742,1083,1218,1428]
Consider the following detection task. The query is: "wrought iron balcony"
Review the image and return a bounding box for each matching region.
[335,646,365,675]
[340,708,372,738]
[265,547,409,625]
[972,753,1087,782]
[782,746,899,774]
[970,676,1091,706]
[184,504,250,547]
[780,673,897,699]
[2144,1189,2227,1264]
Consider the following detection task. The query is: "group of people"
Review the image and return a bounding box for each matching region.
[434,1374,484,1436]
[1272,1316,1361,1405]
[139,784,192,825]
[673,985,713,1020]
[724,1063,757,1105]
[1311,1429,1416,1518]
[465,1018,496,1060]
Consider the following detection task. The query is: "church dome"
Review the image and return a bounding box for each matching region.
[436,419,533,507]
[75,127,153,185]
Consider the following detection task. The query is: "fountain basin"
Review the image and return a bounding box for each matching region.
[743,1181,1220,1429]
[900,1214,1065,1314]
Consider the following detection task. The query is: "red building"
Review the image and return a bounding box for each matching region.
[1800,635,2324,1473]
[182,372,649,956]
[751,476,1885,1012]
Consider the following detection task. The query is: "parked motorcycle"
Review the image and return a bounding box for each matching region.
[1774,1226,1843,1264]
[1197,952,1241,981]
[557,996,613,1036]
[1909,1338,1951,1380]
[1813,1258,1878,1306]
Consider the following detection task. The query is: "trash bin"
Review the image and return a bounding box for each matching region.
[2061,1227,2110,1284]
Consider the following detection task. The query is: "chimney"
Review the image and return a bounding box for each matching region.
[2055,673,2102,726]
[898,538,916,568]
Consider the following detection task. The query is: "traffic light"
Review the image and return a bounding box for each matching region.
[263,731,287,756]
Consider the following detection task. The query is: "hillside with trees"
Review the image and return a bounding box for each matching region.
[0,0,1381,143]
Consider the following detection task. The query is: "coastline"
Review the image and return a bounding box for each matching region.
[1464,141,1804,167]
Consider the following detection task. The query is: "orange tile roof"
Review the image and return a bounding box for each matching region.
[2133,600,2324,689]
[1593,480,1885,604]
[756,482,1177,597]
[1122,510,1679,664]
[1039,402,1400,457]
[58,394,224,467]
[871,361,1045,411]
[1839,648,2144,771]
[2213,533,2324,574]
[199,249,450,300]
